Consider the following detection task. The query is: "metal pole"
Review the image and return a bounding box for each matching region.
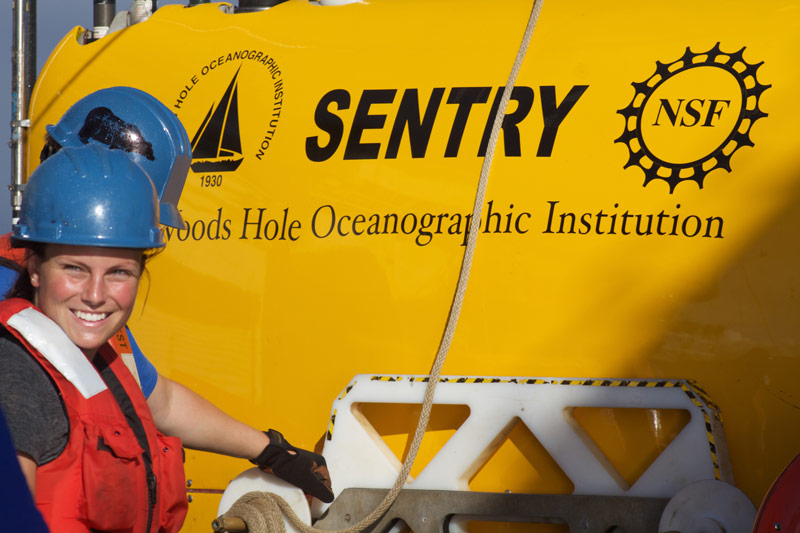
[11,0,36,225]
[93,0,115,39]
[236,0,289,13]
[25,1,36,98]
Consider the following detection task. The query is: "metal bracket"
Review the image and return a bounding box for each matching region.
[314,488,669,533]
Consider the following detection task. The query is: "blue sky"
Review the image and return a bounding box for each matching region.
[0,1,192,231]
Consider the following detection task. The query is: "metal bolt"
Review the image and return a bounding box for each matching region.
[186,479,193,487]
[422,517,428,523]
[774,523,782,531]
[187,495,193,503]
[344,514,351,522]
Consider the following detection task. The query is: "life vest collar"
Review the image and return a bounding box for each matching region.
[6,306,107,398]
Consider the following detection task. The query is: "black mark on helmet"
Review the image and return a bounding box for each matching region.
[79,107,155,161]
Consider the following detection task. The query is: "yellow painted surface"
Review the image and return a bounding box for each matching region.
[27,0,800,529]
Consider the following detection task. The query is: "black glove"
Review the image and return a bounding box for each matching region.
[250,429,334,503]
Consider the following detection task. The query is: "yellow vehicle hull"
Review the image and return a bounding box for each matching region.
[27,0,800,529]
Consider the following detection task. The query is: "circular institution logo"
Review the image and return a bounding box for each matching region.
[172,49,285,176]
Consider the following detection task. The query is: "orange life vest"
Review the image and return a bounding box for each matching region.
[0,298,188,532]
[0,233,27,266]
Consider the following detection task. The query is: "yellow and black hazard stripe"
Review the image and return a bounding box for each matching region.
[684,379,722,413]
[326,409,337,441]
[702,412,721,479]
[337,383,355,401]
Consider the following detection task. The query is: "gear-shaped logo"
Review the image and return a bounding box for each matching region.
[615,43,770,193]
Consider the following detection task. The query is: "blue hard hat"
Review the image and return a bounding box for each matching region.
[14,144,164,249]
[46,86,190,229]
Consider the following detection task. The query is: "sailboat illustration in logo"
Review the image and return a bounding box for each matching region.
[190,66,244,172]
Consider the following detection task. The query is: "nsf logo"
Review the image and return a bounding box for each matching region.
[616,43,770,193]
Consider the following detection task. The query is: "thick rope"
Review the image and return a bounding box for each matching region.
[218,1,544,531]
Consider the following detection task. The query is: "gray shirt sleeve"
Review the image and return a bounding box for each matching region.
[0,330,69,465]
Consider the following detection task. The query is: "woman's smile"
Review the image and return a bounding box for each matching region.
[73,310,110,322]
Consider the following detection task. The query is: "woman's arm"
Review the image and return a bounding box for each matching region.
[145,373,333,502]
[17,452,36,494]
[146,373,268,459]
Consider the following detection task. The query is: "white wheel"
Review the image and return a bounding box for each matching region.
[658,480,756,533]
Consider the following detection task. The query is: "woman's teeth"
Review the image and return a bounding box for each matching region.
[74,310,107,322]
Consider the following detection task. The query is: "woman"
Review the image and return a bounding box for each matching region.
[0,145,331,533]
[0,85,193,404]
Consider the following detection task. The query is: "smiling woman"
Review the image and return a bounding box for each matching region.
[0,144,188,532]
[9,144,161,360]
[0,140,333,533]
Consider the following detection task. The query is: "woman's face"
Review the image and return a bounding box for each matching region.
[28,244,143,358]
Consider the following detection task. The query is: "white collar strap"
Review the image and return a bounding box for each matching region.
[7,307,107,399]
